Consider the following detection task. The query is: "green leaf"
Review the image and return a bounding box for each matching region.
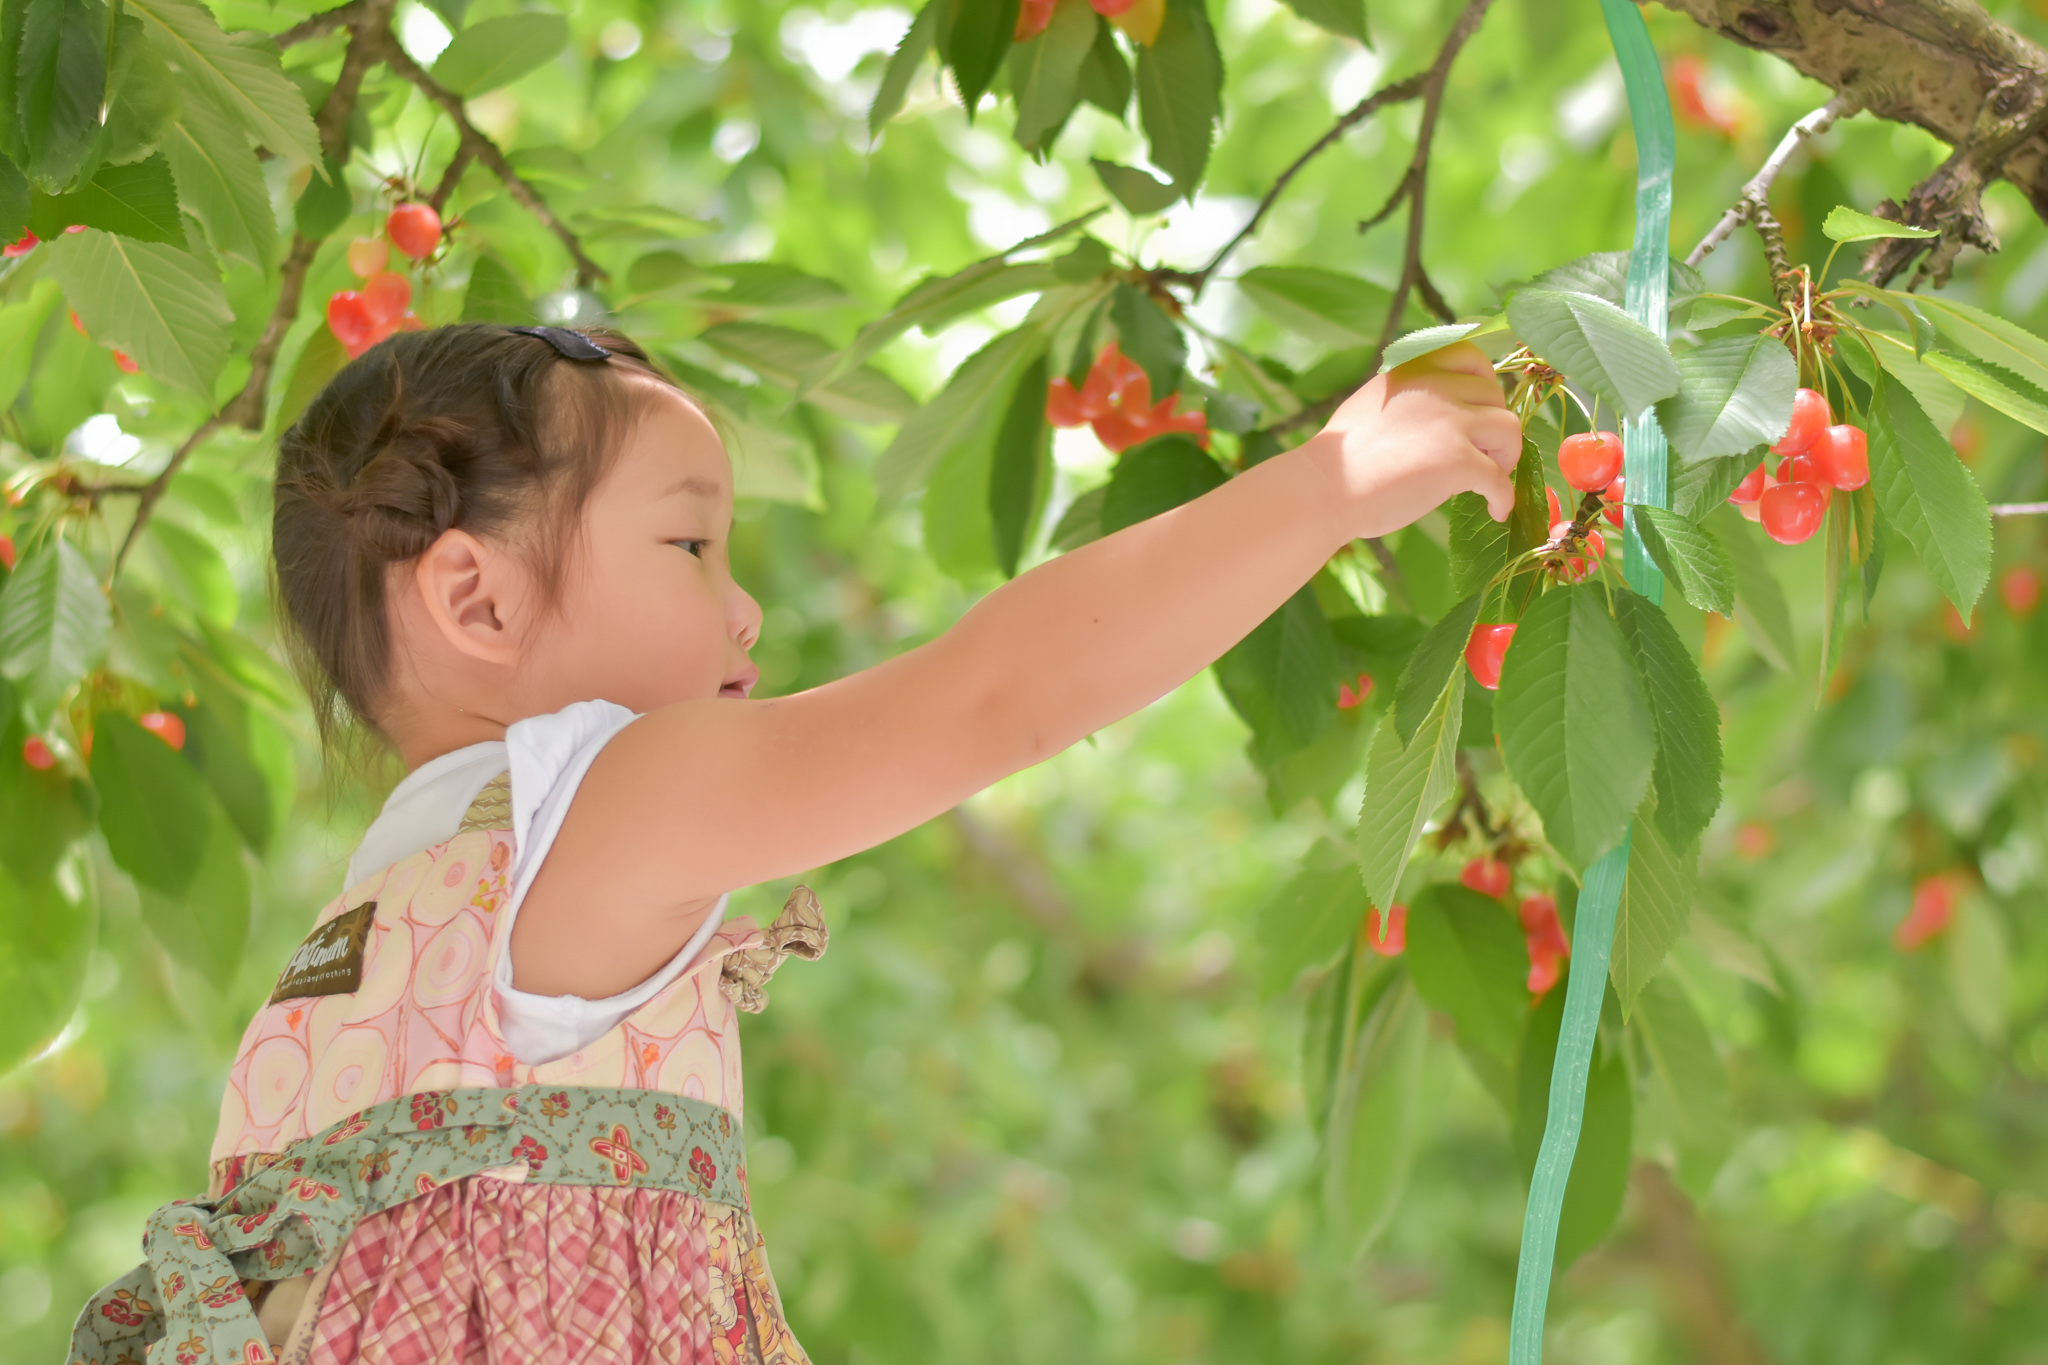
[1706,508,1796,671]
[1048,482,1106,552]
[137,798,248,980]
[29,154,185,245]
[430,12,569,96]
[1516,987,1632,1270]
[1356,670,1463,912]
[1237,266,1394,350]
[129,0,321,169]
[1323,978,1428,1258]
[1821,206,1936,243]
[1631,974,1732,1194]
[1277,0,1367,41]
[1255,839,1365,997]
[47,227,232,396]
[1613,589,1723,848]
[698,322,917,425]
[1108,280,1184,398]
[941,0,1019,115]
[0,708,95,885]
[275,322,346,431]
[148,517,237,627]
[0,539,109,714]
[180,687,286,855]
[1100,432,1225,532]
[1213,586,1340,766]
[1532,251,1702,315]
[0,865,94,1075]
[1504,286,1681,422]
[1134,0,1221,193]
[988,355,1050,576]
[1380,322,1483,372]
[1632,506,1734,616]
[0,154,27,242]
[91,711,211,894]
[870,1,936,137]
[878,325,1046,500]
[1507,433,1550,559]
[95,12,178,169]
[1850,328,1966,433]
[163,92,277,269]
[1866,364,1992,615]
[1404,882,1530,1101]
[807,256,1066,398]
[293,152,350,241]
[1089,158,1178,214]
[461,253,534,324]
[1922,349,2048,436]
[1446,493,1506,600]
[1656,333,1796,463]
[1611,803,1698,1014]
[18,0,108,187]
[1667,448,1758,521]
[1075,14,1130,115]
[1391,591,1480,746]
[1495,585,1654,870]
[1911,292,2048,397]
[1008,0,1094,154]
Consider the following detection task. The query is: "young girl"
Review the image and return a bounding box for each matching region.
[71,322,1517,1363]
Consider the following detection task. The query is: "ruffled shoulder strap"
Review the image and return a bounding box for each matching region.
[718,885,827,1014]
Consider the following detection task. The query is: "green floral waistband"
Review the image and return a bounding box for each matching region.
[69,1085,749,1365]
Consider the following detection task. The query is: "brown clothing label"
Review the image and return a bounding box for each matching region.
[269,902,378,1005]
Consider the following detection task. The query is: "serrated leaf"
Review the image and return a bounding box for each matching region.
[1911,292,2048,396]
[1323,978,1427,1258]
[1508,434,1550,557]
[1706,507,1796,671]
[1214,586,1339,766]
[29,155,186,246]
[1446,493,1506,599]
[1134,0,1220,192]
[1867,365,1991,614]
[18,0,107,186]
[47,227,231,395]
[1613,589,1721,847]
[698,322,917,424]
[0,155,27,243]
[431,12,569,96]
[0,539,109,714]
[1009,0,1094,153]
[1357,670,1463,911]
[1821,205,1936,243]
[878,326,1046,500]
[1849,327,1965,432]
[942,0,1019,115]
[1505,286,1680,421]
[805,254,1068,399]
[130,0,321,169]
[1632,506,1734,616]
[1656,332,1796,463]
[164,93,275,269]
[870,1,936,137]
[1922,349,2048,435]
[1076,15,1130,114]
[1404,882,1529,1097]
[461,253,534,324]
[1100,433,1224,532]
[148,517,237,626]
[1109,280,1184,397]
[1237,266,1394,349]
[1611,801,1697,1013]
[90,711,210,894]
[988,354,1050,576]
[1531,251,1702,315]
[1089,157,1178,213]
[1255,839,1365,997]
[1495,585,1654,869]
[95,11,177,169]
[137,797,248,980]
[1631,973,1731,1194]
[1380,322,1483,372]
[1668,448,1758,521]
[0,866,95,1075]
[1391,591,1480,746]
[1516,988,1632,1269]
[1048,482,1105,552]
[1277,0,1367,40]
[0,708,95,885]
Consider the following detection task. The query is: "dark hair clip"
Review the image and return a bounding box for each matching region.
[508,325,611,361]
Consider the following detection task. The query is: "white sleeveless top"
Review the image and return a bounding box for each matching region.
[344,699,726,1066]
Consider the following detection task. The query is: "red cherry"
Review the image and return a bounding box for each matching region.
[1893,876,1957,951]
[1517,894,1562,940]
[1366,903,1407,956]
[70,309,88,336]
[1016,0,1056,38]
[1090,410,1155,453]
[1464,622,1515,691]
[2,230,36,257]
[385,203,443,261]
[0,534,13,571]
[1337,672,1374,710]
[1734,820,1774,860]
[1728,462,1767,505]
[1772,387,1831,455]
[1809,424,1868,491]
[137,711,187,751]
[21,736,55,770]
[1603,476,1624,502]
[1151,398,1210,449]
[347,234,390,278]
[1527,941,1566,995]
[1460,855,1512,901]
[1046,376,1089,428]
[397,311,425,333]
[1603,505,1623,529]
[1090,0,1139,13]
[1777,453,1819,484]
[1546,487,1562,525]
[362,271,413,325]
[1559,431,1624,491]
[327,291,376,357]
[113,350,138,374]
[2001,566,2042,617]
[1758,481,1826,545]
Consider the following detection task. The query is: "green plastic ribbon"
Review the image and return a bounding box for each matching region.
[1506,3,1675,1361]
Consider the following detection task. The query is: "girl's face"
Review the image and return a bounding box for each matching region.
[519,380,762,714]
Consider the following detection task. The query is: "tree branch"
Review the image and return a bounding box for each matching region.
[1688,94,1860,266]
[380,44,608,286]
[428,146,473,213]
[274,0,363,50]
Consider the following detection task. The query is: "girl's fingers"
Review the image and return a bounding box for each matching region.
[1400,340,1496,383]
[1468,452,1517,521]
[1470,408,1525,468]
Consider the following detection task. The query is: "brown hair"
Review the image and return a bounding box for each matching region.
[273,324,678,745]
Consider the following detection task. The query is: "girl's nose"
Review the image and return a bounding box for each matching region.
[732,585,763,650]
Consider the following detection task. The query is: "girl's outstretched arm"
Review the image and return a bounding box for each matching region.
[516,344,1520,995]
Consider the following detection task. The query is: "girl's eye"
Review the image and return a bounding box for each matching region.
[672,539,709,558]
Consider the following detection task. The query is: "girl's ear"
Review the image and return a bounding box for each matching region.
[410,529,527,666]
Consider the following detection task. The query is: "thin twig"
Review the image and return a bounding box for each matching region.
[1687,94,1860,267]
[1992,500,2048,516]
[381,44,608,286]
[428,146,474,213]
[274,0,363,49]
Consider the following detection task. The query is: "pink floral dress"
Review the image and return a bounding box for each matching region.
[71,773,825,1365]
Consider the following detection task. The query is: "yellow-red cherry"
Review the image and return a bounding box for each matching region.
[346,235,389,278]
[1460,855,1512,900]
[362,271,413,326]
[1758,481,1826,545]
[327,291,376,357]
[1772,387,1831,454]
[138,711,187,750]
[1464,622,1515,690]
[386,203,442,261]
[1559,431,1624,491]
[1728,462,1766,504]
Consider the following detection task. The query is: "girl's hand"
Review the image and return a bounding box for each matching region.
[1306,341,1524,539]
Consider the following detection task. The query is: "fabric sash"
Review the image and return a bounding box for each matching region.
[68,1085,749,1365]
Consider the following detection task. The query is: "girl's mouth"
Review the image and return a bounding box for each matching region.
[719,668,759,699]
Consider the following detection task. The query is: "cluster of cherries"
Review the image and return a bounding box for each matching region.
[326,204,442,359]
[20,710,183,772]
[1728,387,1867,546]
[1045,343,1210,453]
[1016,0,1152,40]
[1361,856,1570,995]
